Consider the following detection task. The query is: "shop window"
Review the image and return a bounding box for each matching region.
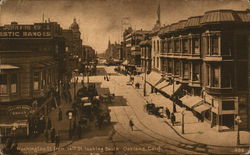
[192,63,200,81]
[0,74,7,95]
[183,62,190,79]
[222,101,235,110]
[211,35,219,55]
[33,72,40,90]
[192,38,199,54]
[174,61,180,75]
[10,74,17,94]
[211,65,220,87]
[174,40,180,52]
[183,39,189,53]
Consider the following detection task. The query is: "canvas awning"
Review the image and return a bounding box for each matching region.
[0,64,20,70]
[161,83,182,96]
[193,104,210,113]
[122,60,129,65]
[146,71,162,86]
[180,95,203,108]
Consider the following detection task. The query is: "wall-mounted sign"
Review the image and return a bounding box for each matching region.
[0,24,52,38]
[8,105,32,119]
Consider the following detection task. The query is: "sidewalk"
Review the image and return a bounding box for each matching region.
[132,72,250,147]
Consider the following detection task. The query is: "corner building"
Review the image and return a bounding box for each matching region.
[157,10,249,131]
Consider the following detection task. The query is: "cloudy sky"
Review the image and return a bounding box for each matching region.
[0,0,249,53]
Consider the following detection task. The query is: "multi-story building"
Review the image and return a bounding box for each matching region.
[0,20,66,136]
[123,27,149,66]
[152,9,249,131]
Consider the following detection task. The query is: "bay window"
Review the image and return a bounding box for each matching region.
[211,35,219,55]
[192,38,199,54]
[211,65,220,87]
[167,40,172,53]
[0,74,8,95]
[174,61,180,75]
[192,63,200,81]
[183,39,189,53]
[183,62,190,79]
[174,40,180,53]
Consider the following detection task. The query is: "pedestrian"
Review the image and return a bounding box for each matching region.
[129,119,134,131]
[104,76,106,81]
[50,128,56,143]
[55,134,60,149]
[165,107,170,119]
[171,113,176,126]
[58,108,62,121]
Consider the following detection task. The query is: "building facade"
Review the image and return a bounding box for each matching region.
[0,21,66,136]
[155,10,249,131]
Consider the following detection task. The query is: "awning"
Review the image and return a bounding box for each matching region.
[161,83,182,96]
[81,97,88,102]
[146,71,162,86]
[0,64,19,70]
[193,104,210,113]
[122,60,129,65]
[155,81,169,90]
[180,95,203,108]
[83,102,92,106]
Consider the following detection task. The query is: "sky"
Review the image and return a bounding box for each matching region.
[0,0,249,53]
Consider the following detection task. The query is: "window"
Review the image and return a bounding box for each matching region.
[192,38,199,54]
[157,57,159,68]
[183,39,189,53]
[237,62,248,90]
[167,40,172,53]
[183,62,189,79]
[0,74,7,95]
[10,74,17,94]
[222,101,235,110]
[174,40,180,52]
[33,72,40,90]
[174,61,180,75]
[206,65,210,86]
[211,35,219,55]
[192,63,200,81]
[157,40,159,52]
[168,60,172,73]
[236,35,248,59]
[211,65,219,87]
[153,41,156,51]
[221,63,233,88]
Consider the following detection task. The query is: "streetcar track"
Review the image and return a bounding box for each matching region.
[109,77,207,154]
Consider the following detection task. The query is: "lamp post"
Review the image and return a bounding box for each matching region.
[235,115,242,145]
[181,107,185,134]
[143,59,147,96]
[171,77,177,113]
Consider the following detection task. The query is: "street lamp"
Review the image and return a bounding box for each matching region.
[235,115,242,145]
[181,107,185,134]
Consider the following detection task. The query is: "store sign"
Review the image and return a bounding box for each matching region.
[8,105,32,119]
[0,24,52,38]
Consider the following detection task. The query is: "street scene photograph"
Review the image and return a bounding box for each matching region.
[0,0,250,154]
